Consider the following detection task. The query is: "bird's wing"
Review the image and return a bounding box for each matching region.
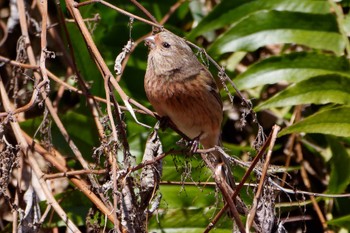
[199,67,223,109]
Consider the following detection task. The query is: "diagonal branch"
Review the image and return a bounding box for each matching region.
[200,153,246,233]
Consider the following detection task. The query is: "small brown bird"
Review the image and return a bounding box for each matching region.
[144,31,222,151]
[144,30,247,224]
[144,31,238,189]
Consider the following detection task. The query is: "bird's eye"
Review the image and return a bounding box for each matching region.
[162,42,171,48]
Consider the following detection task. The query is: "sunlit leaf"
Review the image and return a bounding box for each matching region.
[208,11,344,55]
[188,0,331,39]
[235,52,350,89]
[148,186,231,232]
[256,75,350,110]
[279,106,350,137]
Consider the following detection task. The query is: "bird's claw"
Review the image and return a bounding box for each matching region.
[176,137,200,155]
[189,138,199,154]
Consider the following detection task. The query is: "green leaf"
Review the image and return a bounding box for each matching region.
[20,110,99,158]
[279,106,350,137]
[61,111,99,148]
[256,75,350,110]
[149,226,231,233]
[208,11,344,55]
[41,190,91,228]
[148,185,232,232]
[328,215,350,229]
[327,136,350,194]
[159,185,216,208]
[235,52,350,89]
[188,0,331,39]
[66,22,103,97]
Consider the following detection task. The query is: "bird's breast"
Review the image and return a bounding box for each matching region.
[144,74,222,141]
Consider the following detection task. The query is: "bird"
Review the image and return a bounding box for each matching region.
[143,31,239,191]
[143,30,250,229]
[144,31,222,152]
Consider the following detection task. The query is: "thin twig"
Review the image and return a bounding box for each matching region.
[45,69,149,115]
[66,0,151,131]
[21,131,115,223]
[200,153,246,233]
[0,55,39,69]
[246,125,280,231]
[38,0,49,86]
[204,128,275,232]
[0,78,81,232]
[75,0,162,29]
[44,169,108,179]
[295,140,328,230]
[129,0,158,24]
[112,155,121,233]
[281,106,300,187]
[104,76,118,140]
[56,0,110,144]
[160,0,186,24]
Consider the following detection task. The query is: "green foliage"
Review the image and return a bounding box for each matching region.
[209,10,344,55]
[328,215,350,230]
[9,0,350,232]
[188,0,332,40]
[327,137,350,194]
[148,186,231,232]
[256,75,350,110]
[234,52,350,90]
[188,0,350,231]
[72,0,350,231]
[279,106,350,137]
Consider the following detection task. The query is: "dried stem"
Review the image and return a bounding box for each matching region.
[246,125,280,231]
[204,127,276,232]
[21,131,115,223]
[0,78,80,232]
[200,153,246,233]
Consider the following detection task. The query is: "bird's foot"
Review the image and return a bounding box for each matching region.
[176,137,200,155]
[189,137,200,154]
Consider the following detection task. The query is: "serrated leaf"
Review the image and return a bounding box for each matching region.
[256,75,350,110]
[208,10,344,55]
[188,0,331,39]
[279,106,350,137]
[327,136,350,194]
[235,52,350,89]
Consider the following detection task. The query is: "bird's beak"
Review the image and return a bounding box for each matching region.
[144,35,156,49]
